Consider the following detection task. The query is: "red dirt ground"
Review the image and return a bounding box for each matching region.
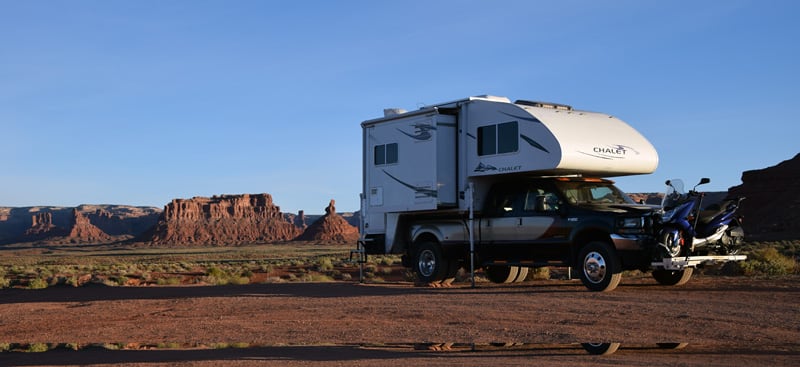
[0,275,798,366]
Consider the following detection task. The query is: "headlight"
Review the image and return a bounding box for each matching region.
[617,217,645,234]
[619,217,644,228]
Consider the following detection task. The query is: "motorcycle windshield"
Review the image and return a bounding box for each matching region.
[662,179,686,209]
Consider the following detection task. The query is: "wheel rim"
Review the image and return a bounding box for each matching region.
[663,232,681,257]
[583,251,606,284]
[418,249,436,277]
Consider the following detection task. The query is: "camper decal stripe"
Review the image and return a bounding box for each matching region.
[500,112,542,124]
[397,123,435,141]
[382,170,438,198]
[520,134,549,153]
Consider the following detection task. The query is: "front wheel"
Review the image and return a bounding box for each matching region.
[578,241,622,292]
[413,241,449,284]
[581,343,621,355]
[652,267,693,286]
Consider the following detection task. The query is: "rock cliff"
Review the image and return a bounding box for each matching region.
[144,193,302,245]
[24,212,65,238]
[0,205,159,244]
[728,153,800,241]
[67,208,112,243]
[296,200,360,243]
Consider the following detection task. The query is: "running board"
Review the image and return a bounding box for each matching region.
[652,255,747,270]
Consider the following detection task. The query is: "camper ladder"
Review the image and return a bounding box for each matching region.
[349,239,368,283]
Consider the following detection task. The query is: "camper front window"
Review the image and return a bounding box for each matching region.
[478,121,518,156]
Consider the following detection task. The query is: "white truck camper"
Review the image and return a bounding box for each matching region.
[355,95,742,291]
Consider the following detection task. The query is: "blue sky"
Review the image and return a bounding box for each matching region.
[1,1,798,214]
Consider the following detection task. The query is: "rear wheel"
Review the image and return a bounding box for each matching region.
[578,241,622,292]
[652,267,693,286]
[484,265,519,284]
[413,242,449,284]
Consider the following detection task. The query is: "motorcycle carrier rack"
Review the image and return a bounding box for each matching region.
[652,255,747,271]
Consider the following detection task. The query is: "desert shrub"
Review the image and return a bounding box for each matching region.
[28,277,48,290]
[380,267,393,275]
[229,276,250,285]
[0,343,10,352]
[156,277,182,286]
[25,343,49,353]
[532,267,551,280]
[300,273,334,282]
[230,342,250,348]
[0,276,10,289]
[738,247,797,276]
[316,257,334,272]
[338,273,353,281]
[157,342,182,349]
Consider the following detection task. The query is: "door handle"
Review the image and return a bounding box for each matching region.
[518,218,523,226]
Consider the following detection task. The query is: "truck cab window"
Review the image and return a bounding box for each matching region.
[524,188,560,213]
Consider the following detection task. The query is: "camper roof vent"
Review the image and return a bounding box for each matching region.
[515,100,573,111]
[383,108,407,117]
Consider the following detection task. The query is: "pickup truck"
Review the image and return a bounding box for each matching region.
[402,176,658,291]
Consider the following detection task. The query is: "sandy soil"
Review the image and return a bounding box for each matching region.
[0,275,798,366]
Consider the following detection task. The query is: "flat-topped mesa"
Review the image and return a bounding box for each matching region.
[148,193,302,245]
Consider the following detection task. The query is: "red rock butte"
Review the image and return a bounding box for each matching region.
[297,200,360,243]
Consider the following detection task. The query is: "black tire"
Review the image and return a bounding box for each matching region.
[656,342,688,349]
[413,241,449,283]
[581,343,621,355]
[484,265,519,284]
[440,259,460,286]
[578,241,622,292]
[652,267,693,286]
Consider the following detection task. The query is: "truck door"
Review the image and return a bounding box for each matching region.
[519,187,559,241]
[480,189,522,244]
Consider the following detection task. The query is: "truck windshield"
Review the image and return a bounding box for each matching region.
[555,181,635,205]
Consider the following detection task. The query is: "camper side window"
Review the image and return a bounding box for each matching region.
[478,121,518,156]
[374,143,398,166]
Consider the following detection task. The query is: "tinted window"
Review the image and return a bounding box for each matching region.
[497,121,518,154]
[374,144,385,165]
[478,125,496,156]
[386,143,398,164]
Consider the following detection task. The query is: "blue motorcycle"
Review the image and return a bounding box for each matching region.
[653,178,745,285]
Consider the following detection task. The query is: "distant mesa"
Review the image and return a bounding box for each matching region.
[19,208,113,244]
[0,205,160,245]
